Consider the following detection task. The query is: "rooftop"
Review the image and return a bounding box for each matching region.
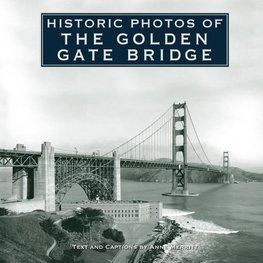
[67,199,161,205]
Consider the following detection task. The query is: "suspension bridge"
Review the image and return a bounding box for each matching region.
[0,102,229,212]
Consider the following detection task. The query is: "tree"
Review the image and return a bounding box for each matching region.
[79,207,104,218]
[61,207,107,241]
[62,217,85,233]
[80,208,104,241]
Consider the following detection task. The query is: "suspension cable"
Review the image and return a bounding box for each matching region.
[120,117,172,158]
[186,105,214,166]
[103,105,173,156]
[174,109,205,164]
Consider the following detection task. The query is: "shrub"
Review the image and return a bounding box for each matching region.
[40,218,69,242]
[0,207,9,216]
[102,228,125,243]
[40,218,54,232]
[62,217,86,233]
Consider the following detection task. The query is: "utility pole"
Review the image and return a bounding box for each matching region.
[74,147,78,155]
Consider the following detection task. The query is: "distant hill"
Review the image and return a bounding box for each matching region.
[227,167,263,182]
[121,164,263,183]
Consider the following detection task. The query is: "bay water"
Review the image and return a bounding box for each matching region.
[63,180,263,263]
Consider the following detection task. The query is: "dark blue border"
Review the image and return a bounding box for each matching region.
[41,13,229,68]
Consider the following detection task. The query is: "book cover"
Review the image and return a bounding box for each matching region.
[0,1,262,263]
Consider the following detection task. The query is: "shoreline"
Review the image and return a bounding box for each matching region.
[137,219,184,263]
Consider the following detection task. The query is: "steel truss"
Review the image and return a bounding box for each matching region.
[55,154,114,204]
[0,149,39,167]
[0,148,222,205]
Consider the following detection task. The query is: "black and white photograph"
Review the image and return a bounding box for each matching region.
[0,1,262,263]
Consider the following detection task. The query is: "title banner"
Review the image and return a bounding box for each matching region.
[41,13,229,67]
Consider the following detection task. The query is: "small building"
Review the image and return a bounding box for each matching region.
[149,202,163,220]
[63,200,163,222]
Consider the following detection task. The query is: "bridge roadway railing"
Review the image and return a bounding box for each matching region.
[0,148,177,169]
[0,148,221,173]
[54,153,177,170]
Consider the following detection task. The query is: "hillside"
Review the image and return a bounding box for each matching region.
[0,208,125,263]
[121,165,263,183]
[0,213,54,262]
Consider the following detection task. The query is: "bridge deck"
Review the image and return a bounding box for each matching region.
[0,148,220,172]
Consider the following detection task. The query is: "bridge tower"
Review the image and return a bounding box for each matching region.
[170,102,189,195]
[223,151,230,183]
[35,142,56,211]
[113,151,121,201]
[163,102,198,197]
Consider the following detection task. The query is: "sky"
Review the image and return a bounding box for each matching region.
[0,0,262,173]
